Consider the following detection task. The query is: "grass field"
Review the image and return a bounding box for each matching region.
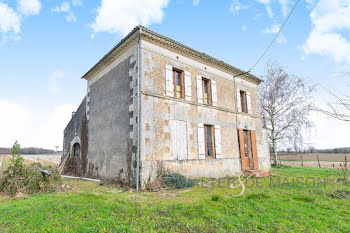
[275,153,350,169]
[0,155,34,172]
[0,166,349,232]
[278,153,350,162]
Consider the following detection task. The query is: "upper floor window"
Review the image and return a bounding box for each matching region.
[240,90,248,113]
[202,78,211,105]
[173,69,184,98]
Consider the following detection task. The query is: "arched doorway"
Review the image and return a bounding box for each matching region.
[72,143,81,175]
[73,143,81,158]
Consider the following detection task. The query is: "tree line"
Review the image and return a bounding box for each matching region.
[0,147,58,155]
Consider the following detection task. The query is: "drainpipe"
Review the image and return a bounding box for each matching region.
[136,28,142,191]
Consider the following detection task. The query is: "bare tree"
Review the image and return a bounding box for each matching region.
[317,72,350,122]
[259,63,315,166]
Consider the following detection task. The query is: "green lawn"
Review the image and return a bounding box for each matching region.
[0,166,349,232]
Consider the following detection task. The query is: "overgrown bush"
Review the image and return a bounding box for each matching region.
[162,173,197,189]
[0,141,62,196]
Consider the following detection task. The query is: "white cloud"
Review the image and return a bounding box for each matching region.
[192,0,200,6]
[0,3,21,34]
[0,1,41,43]
[91,0,169,36]
[52,1,82,23]
[262,23,287,44]
[257,0,270,4]
[302,0,350,64]
[66,12,77,22]
[229,0,249,15]
[72,0,83,6]
[307,109,350,149]
[241,25,248,31]
[256,0,273,18]
[17,0,41,16]
[0,100,29,147]
[278,0,291,17]
[265,5,273,18]
[0,100,77,150]
[49,70,64,94]
[37,104,77,150]
[52,1,70,13]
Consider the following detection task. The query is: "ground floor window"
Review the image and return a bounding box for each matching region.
[204,124,215,158]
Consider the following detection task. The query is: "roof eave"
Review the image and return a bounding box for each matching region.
[81,25,262,84]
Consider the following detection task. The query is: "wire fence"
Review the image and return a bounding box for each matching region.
[271,153,349,169]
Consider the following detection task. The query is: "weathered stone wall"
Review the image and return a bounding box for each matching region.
[139,39,270,184]
[86,44,138,186]
[62,97,88,176]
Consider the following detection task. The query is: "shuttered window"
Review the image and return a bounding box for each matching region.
[197,123,205,159]
[184,71,192,101]
[166,65,174,97]
[202,78,211,105]
[237,89,252,114]
[204,125,215,158]
[196,75,203,103]
[240,90,248,113]
[173,69,184,98]
[171,120,188,160]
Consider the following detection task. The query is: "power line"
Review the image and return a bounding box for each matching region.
[233,0,301,78]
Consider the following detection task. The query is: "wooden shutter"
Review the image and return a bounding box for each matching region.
[197,123,205,159]
[214,125,222,158]
[196,75,203,104]
[165,64,174,97]
[251,130,259,169]
[238,129,247,170]
[171,120,188,160]
[246,91,252,114]
[236,89,241,112]
[211,80,217,106]
[184,71,192,101]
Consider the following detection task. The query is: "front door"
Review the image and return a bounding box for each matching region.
[238,129,257,171]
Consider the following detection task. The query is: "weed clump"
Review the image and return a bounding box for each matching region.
[211,194,221,202]
[0,141,62,196]
[329,189,350,200]
[162,173,197,189]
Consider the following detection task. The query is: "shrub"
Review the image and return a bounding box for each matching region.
[10,140,24,170]
[162,173,197,189]
[0,141,62,196]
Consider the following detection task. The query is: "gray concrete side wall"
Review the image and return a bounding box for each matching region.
[87,53,137,186]
[62,97,88,176]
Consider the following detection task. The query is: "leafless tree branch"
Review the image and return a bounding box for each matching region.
[316,72,350,122]
[259,62,315,166]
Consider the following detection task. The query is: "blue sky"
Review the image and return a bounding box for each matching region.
[0,0,349,150]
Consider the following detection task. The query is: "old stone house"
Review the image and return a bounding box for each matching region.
[61,26,270,188]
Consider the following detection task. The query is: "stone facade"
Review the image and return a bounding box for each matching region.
[62,26,270,187]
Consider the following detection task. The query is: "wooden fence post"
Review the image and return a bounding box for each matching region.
[345,155,348,171]
[317,155,321,168]
[279,154,282,166]
[300,155,303,167]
